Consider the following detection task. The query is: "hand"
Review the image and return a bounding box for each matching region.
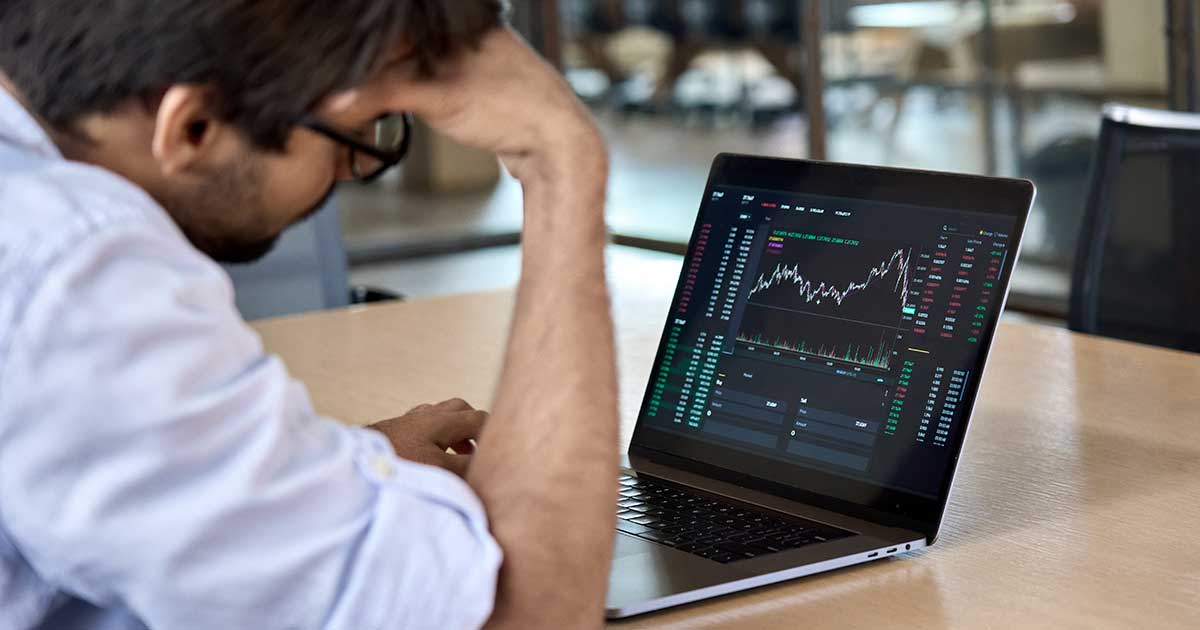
[323,27,606,186]
[368,398,487,477]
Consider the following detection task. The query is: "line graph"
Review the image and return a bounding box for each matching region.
[734,232,915,371]
[748,246,915,323]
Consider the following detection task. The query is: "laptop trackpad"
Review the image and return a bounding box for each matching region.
[609,533,736,611]
[614,532,659,558]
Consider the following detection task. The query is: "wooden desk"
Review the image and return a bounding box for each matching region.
[253,288,1200,629]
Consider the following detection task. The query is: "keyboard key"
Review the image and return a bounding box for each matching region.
[616,520,653,536]
[617,510,640,521]
[617,499,643,509]
[631,515,660,526]
[710,552,738,564]
[637,530,678,546]
[748,540,787,554]
[715,542,758,559]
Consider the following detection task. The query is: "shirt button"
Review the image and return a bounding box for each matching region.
[370,455,395,479]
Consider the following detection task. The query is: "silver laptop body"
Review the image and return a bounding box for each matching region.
[608,154,1034,618]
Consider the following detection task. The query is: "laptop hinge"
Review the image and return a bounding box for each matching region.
[628,445,933,538]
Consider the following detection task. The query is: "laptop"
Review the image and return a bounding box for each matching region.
[607,154,1034,618]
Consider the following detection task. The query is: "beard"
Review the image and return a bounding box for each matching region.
[162,159,337,265]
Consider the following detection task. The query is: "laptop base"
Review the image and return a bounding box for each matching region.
[606,464,926,619]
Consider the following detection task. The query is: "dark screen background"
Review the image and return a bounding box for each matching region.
[641,186,1017,498]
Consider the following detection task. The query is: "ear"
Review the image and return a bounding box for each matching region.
[150,85,224,176]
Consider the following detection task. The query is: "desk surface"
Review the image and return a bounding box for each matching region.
[253,288,1200,629]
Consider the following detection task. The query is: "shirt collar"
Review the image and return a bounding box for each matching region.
[0,85,63,161]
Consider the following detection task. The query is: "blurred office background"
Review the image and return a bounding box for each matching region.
[238,0,1199,345]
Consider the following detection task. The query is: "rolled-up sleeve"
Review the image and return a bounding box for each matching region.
[0,221,501,630]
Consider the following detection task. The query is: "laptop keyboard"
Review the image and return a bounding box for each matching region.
[616,474,853,563]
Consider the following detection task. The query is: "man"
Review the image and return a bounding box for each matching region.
[0,2,618,629]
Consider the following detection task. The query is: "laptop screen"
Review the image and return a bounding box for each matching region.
[632,156,1030,526]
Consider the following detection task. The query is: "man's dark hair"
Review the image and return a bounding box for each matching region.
[0,0,505,149]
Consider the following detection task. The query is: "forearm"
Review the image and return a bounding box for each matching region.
[359,27,621,627]
[469,152,618,629]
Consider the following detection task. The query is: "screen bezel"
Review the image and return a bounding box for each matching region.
[629,153,1034,541]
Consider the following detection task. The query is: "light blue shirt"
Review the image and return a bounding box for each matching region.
[0,89,501,630]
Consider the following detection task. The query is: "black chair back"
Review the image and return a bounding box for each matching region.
[1069,105,1200,352]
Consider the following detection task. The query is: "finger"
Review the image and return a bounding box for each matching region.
[431,409,488,447]
[371,29,531,114]
[434,398,474,412]
[319,87,365,117]
[366,56,460,107]
[317,62,432,120]
[317,74,408,120]
[439,452,472,478]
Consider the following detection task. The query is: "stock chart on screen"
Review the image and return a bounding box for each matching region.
[643,186,1015,497]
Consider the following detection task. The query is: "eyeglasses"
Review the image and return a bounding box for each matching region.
[301,112,414,183]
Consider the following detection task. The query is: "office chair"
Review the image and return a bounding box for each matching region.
[225,200,399,320]
[1069,104,1200,352]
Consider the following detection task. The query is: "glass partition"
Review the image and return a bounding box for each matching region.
[558,1,812,245]
[551,0,1174,316]
[335,1,1185,315]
